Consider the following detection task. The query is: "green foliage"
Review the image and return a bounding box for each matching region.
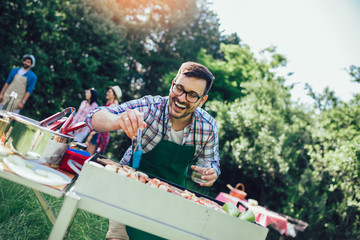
[86,0,222,97]
[1,1,360,239]
[348,65,360,83]
[292,99,360,239]
[200,43,360,238]
[305,84,339,111]
[203,43,288,102]
[162,43,289,103]
[206,78,313,204]
[0,0,129,120]
[207,75,360,239]
[1,0,222,119]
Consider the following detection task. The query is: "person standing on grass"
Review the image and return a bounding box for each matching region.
[86,62,220,240]
[0,54,37,113]
[85,85,122,155]
[72,87,98,143]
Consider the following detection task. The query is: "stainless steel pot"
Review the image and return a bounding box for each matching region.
[3,107,84,165]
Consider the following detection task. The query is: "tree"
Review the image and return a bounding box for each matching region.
[305,84,339,111]
[0,0,129,119]
[289,97,360,239]
[88,0,222,97]
[348,65,360,83]
[0,0,224,121]
[196,43,288,102]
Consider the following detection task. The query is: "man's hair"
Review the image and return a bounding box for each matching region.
[174,62,215,95]
[22,54,35,67]
[23,56,33,64]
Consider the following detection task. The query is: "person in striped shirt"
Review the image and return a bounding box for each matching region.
[87,62,221,240]
[87,62,220,186]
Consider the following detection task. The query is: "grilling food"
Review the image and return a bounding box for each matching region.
[97,158,225,213]
[104,163,118,173]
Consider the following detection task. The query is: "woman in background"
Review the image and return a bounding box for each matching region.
[85,85,122,155]
[72,88,98,142]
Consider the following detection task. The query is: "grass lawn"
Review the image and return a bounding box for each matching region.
[0,178,108,239]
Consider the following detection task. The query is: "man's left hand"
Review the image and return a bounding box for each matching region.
[191,165,218,187]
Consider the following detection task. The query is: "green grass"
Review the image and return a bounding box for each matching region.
[0,178,108,239]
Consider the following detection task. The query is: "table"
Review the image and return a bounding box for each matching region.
[216,192,295,237]
[49,162,269,240]
[0,159,75,225]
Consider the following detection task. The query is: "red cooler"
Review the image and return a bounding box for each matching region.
[59,148,91,174]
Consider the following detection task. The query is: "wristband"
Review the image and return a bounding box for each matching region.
[21,100,26,104]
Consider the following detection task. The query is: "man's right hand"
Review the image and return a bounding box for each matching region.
[90,109,146,140]
[114,109,146,140]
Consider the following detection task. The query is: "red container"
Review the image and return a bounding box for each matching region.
[59,148,91,174]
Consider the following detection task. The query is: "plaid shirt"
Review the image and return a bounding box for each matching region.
[87,95,221,175]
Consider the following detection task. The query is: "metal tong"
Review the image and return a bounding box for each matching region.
[132,128,143,169]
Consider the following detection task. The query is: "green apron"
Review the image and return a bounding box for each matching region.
[126,103,196,240]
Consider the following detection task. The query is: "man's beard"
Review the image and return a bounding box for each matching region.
[169,97,193,120]
[23,63,31,69]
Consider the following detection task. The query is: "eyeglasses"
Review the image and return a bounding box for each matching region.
[171,83,205,103]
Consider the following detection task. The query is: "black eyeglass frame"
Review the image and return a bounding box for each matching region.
[171,83,206,103]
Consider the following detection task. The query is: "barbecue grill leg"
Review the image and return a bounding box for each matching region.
[48,191,81,240]
[32,189,56,225]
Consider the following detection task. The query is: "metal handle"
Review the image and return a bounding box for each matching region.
[237,201,249,211]
[47,117,67,130]
[59,107,76,134]
[67,159,82,175]
[136,128,142,150]
[39,107,75,127]
[63,122,87,134]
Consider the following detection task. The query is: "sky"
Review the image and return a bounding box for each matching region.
[209,0,360,105]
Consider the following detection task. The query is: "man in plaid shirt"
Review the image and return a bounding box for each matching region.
[87,62,220,185]
[87,62,221,240]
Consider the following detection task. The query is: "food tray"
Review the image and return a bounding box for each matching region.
[95,156,228,207]
[71,157,268,240]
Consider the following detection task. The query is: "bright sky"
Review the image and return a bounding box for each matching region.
[209,0,360,104]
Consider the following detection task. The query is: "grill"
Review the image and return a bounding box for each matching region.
[49,154,268,240]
